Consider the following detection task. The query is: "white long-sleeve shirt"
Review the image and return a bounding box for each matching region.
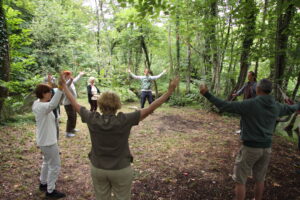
[32,90,63,146]
[62,74,82,105]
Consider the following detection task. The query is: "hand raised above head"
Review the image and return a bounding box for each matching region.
[168,76,180,93]
[79,71,85,76]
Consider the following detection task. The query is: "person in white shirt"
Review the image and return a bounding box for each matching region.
[62,71,84,137]
[32,83,66,199]
[87,77,100,112]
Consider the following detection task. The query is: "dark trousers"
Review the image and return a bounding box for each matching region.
[64,104,77,132]
[141,91,153,108]
[90,100,98,112]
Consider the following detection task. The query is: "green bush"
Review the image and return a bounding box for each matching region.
[168,92,201,106]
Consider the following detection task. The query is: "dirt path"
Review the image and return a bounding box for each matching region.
[0,103,299,200]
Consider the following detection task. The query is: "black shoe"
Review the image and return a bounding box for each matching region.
[39,184,47,192]
[46,190,66,199]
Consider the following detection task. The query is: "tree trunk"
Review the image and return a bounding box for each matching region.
[292,71,300,101]
[95,0,101,74]
[140,35,158,97]
[175,14,180,94]
[168,23,174,77]
[0,1,10,121]
[220,8,232,77]
[186,41,191,94]
[229,0,257,99]
[210,0,221,94]
[274,0,296,101]
[254,0,268,76]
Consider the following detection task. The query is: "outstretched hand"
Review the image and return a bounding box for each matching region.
[168,76,180,93]
[199,83,208,95]
[127,68,131,73]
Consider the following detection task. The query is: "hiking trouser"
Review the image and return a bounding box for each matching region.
[91,164,133,200]
[64,104,77,132]
[40,144,61,193]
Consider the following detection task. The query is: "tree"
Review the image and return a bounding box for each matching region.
[274,0,296,100]
[0,0,10,120]
[229,0,258,100]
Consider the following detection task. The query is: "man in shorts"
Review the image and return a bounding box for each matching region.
[199,79,300,200]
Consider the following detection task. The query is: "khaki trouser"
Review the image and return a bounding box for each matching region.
[233,145,271,184]
[90,164,133,200]
[40,144,61,193]
[64,104,77,132]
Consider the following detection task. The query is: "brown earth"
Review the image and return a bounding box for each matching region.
[0,103,299,200]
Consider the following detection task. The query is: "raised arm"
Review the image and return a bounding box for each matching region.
[140,76,179,121]
[73,71,85,84]
[150,69,167,80]
[43,90,63,114]
[127,69,143,80]
[60,74,81,113]
[199,83,250,115]
[277,102,300,117]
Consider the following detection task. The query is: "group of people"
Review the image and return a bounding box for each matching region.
[32,69,299,200]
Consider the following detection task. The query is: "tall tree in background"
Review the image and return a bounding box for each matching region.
[274,0,296,100]
[229,0,258,100]
[0,0,10,119]
[209,0,221,94]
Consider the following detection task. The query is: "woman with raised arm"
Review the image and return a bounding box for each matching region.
[32,82,66,199]
[128,68,167,108]
[61,73,179,200]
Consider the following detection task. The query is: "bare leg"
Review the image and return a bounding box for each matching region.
[254,182,264,200]
[234,183,246,200]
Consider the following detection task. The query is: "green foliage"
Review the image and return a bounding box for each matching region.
[168,92,201,107]
[111,87,138,102]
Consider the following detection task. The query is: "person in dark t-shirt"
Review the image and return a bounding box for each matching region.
[61,74,179,200]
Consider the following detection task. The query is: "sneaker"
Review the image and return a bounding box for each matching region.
[65,132,75,137]
[39,183,47,192]
[46,190,66,199]
[71,129,80,133]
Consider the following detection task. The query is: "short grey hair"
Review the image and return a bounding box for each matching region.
[257,79,272,94]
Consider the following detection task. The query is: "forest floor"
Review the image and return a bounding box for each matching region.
[0,100,299,200]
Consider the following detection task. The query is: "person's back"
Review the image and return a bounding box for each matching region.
[80,110,139,170]
[239,95,281,147]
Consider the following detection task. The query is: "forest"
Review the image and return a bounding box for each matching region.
[0,0,299,199]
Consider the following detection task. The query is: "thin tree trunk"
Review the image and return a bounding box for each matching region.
[175,14,180,94]
[229,0,257,99]
[254,0,268,76]
[95,0,101,74]
[0,1,10,121]
[186,41,191,93]
[274,0,296,100]
[210,0,221,94]
[168,23,174,76]
[140,35,158,97]
[220,9,232,76]
[292,71,300,101]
